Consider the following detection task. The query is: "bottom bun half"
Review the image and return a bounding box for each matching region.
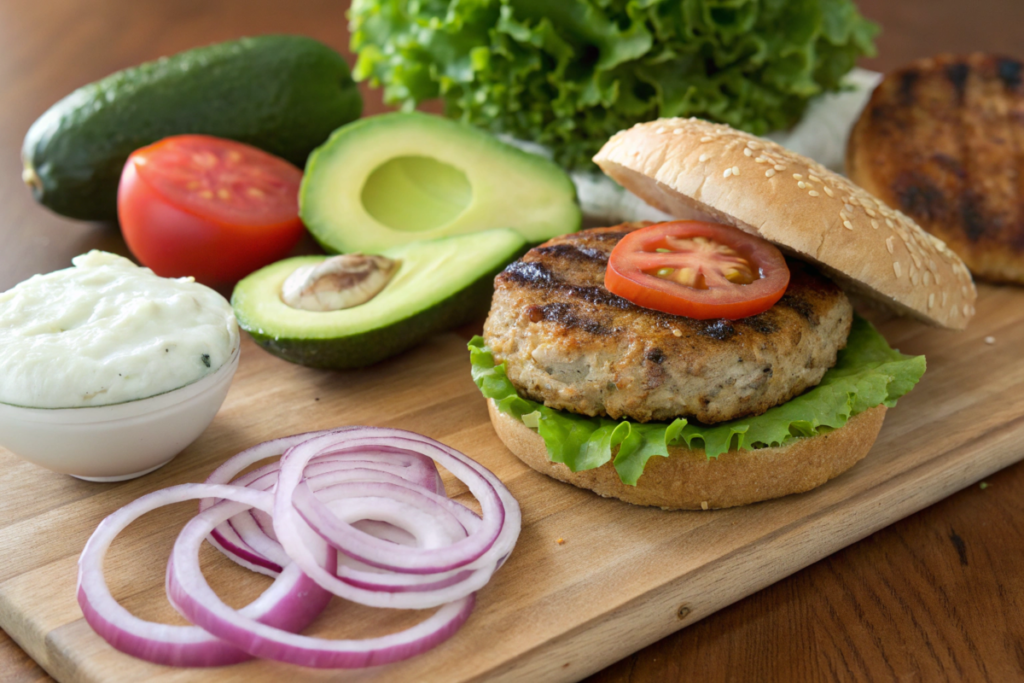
[487,400,887,510]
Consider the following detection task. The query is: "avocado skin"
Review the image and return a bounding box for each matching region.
[22,35,362,221]
[240,264,509,370]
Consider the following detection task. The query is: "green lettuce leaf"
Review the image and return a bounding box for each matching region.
[350,0,879,170]
[469,315,924,486]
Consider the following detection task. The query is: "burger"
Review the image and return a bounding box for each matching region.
[469,118,977,510]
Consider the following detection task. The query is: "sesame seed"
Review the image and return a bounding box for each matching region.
[886,219,894,228]
[723,168,733,178]
[842,219,852,228]
[942,291,948,306]
[774,164,786,171]
[699,153,710,162]
[985,336,996,345]
[870,220,879,230]
[744,148,753,157]
[701,501,709,511]
[810,190,820,197]
[793,173,803,180]
[844,204,855,213]
[755,157,767,164]
[823,186,834,197]
[911,270,920,285]
[951,305,959,318]
[923,271,932,286]
[935,273,942,286]
[765,169,776,178]
[963,304,972,317]
[885,237,894,254]
[798,181,807,188]
[866,208,877,217]
[962,285,969,297]
[732,166,740,176]
[809,175,821,184]
[893,261,902,278]
[928,293,935,309]
[672,328,682,337]
[700,136,713,142]
[655,127,667,134]
[673,128,683,134]
[747,141,760,149]
[911,253,922,268]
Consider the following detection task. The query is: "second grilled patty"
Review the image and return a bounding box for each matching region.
[483,225,854,424]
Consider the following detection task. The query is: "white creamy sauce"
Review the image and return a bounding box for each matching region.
[0,251,239,408]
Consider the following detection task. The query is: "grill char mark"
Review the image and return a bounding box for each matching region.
[899,70,920,106]
[563,230,632,243]
[894,172,949,224]
[526,302,609,336]
[998,57,1022,89]
[946,62,970,103]
[533,243,609,265]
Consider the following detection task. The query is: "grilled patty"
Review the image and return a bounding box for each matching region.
[483,225,853,424]
[847,53,1024,284]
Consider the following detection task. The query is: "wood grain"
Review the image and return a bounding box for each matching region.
[1,0,1023,682]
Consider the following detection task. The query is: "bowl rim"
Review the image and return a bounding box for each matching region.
[0,345,241,423]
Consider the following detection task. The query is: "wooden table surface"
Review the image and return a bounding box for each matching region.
[2,1,1022,681]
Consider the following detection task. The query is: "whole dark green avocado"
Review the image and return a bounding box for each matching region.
[22,35,363,221]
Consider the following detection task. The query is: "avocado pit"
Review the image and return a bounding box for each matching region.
[281,254,398,312]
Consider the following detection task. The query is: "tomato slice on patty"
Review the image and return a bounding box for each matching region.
[605,221,790,320]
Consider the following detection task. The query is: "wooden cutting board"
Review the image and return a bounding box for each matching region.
[1,283,1022,683]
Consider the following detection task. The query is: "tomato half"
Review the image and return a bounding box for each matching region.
[118,135,305,285]
[605,221,790,320]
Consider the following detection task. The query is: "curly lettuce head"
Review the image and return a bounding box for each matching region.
[350,0,878,170]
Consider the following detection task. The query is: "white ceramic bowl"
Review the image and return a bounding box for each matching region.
[0,348,240,481]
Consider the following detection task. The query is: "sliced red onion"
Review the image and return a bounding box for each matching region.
[199,429,352,574]
[277,429,518,574]
[270,428,520,609]
[210,466,462,578]
[77,484,332,667]
[81,427,519,669]
[202,432,446,573]
[167,492,475,668]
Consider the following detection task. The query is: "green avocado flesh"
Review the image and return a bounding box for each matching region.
[232,229,527,369]
[470,316,926,486]
[22,35,362,221]
[299,112,582,254]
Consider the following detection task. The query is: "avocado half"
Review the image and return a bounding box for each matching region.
[232,229,527,369]
[299,112,581,254]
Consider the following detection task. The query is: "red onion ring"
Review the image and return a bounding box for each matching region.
[76,484,333,667]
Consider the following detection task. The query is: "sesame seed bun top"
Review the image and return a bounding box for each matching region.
[593,117,977,330]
